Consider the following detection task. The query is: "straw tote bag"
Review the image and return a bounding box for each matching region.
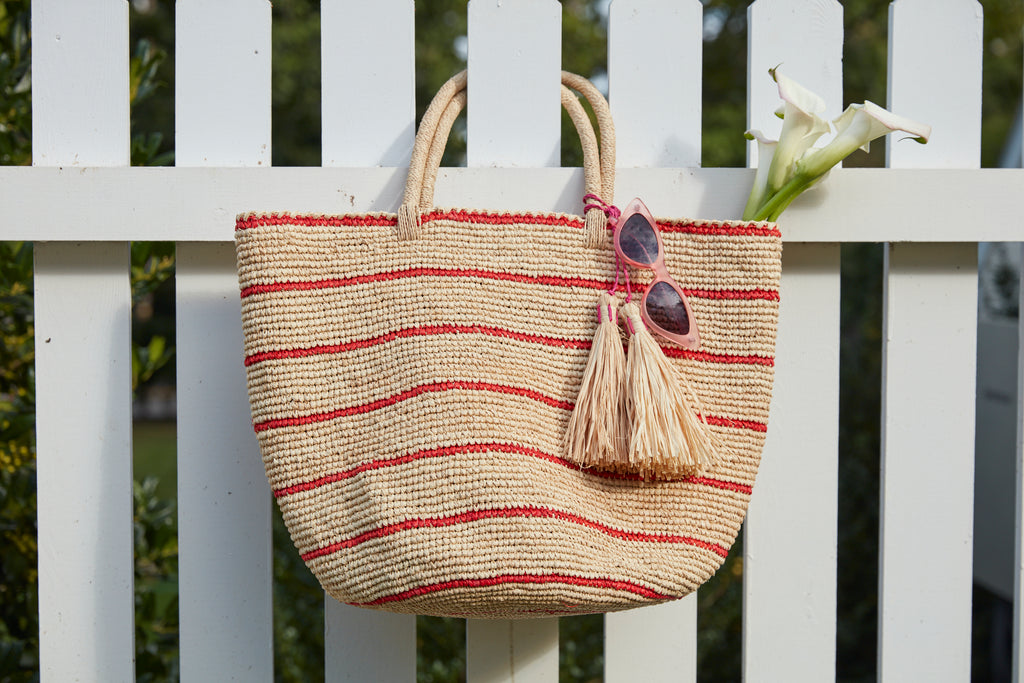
[235,71,782,618]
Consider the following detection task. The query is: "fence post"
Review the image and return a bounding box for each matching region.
[604,2,703,680]
[320,2,419,680]
[175,1,274,680]
[31,0,135,680]
[464,2,562,682]
[742,1,843,681]
[879,1,983,680]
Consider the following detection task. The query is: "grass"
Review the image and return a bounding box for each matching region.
[133,420,177,501]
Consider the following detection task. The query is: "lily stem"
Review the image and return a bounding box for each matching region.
[750,170,816,222]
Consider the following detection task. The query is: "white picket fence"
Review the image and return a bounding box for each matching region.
[4,0,1024,680]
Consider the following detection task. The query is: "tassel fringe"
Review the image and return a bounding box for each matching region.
[564,292,628,469]
[621,302,722,479]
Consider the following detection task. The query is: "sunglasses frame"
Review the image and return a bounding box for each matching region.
[613,197,701,350]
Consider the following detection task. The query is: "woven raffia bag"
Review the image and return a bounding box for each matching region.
[236,71,782,618]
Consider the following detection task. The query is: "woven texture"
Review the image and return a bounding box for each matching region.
[235,71,782,618]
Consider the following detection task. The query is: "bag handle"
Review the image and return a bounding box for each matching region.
[398,70,616,247]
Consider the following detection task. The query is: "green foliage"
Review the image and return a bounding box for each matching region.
[133,477,180,683]
[130,38,174,167]
[130,242,176,392]
[559,614,603,683]
[0,240,37,680]
[0,0,30,166]
[417,617,466,683]
[272,0,322,168]
[272,511,326,683]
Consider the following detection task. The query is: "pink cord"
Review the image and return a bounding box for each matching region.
[583,193,621,222]
[583,193,632,308]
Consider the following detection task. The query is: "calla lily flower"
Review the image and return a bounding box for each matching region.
[742,129,778,222]
[764,67,831,195]
[799,100,932,180]
[742,69,931,222]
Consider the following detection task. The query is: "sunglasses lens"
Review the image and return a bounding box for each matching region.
[618,213,660,266]
[646,281,690,336]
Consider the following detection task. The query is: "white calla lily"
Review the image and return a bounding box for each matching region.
[742,69,932,222]
[799,100,932,179]
[764,67,831,195]
[742,129,778,222]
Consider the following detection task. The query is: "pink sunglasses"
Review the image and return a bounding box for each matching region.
[613,198,701,350]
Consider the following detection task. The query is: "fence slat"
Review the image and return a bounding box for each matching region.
[466,0,561,168]
[743,2,843,681]
[605,598,697,682]
[605,3,702,679]
[31,1,133,681]
[465,2,561,681]
[175,2,274,680]
[608,0,703,168]
[879,2,982,680]
[320,2,418,679]
[35,243,134,682]
[321,0,415,167]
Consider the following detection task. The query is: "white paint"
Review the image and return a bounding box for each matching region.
[879,244,978,682]
[320,1,418,677]
[466,0,561,168]
[467,620,559,683]
[175,3,274,680]
[878,2,982,680]
[605,597,697,682]
[35,243,134,683]
[175,0,272,167]
[887,0,983,169]
[465,2,561,679]
[31,1,133,681]
[742,243,841,682]
[742,2,842,680]
[608,0,703,167]
[321,0,416,167]
[4,166,1023,243]
[175,244,274,681]
[30,0,129,166]
[324,601,416,682]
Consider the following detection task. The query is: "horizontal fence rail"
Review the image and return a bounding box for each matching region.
[3,167,1023,243]
[11,0,1023,680]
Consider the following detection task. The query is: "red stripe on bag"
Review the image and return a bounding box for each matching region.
[656,220,783,238]
[301,506,730,561]
[687,288,779,301]
[686,476,755,494]
[350,573,676,607]
[254,381,767,434]
[244,324,591,366]
[663,347,774,366]
[272,442,754,498]
[236,213,398,230]
[245,325,774,368]
[234,211,783,239]
[420,209,586,229]
[240,267,609,298]
[704,415,768,433]
[240,267,779,303]
[252,381,576,433]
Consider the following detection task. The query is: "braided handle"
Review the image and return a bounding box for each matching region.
[398,70,616,247]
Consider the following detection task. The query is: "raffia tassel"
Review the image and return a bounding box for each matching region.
[563,292,628,470]
[621,302,721,479]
